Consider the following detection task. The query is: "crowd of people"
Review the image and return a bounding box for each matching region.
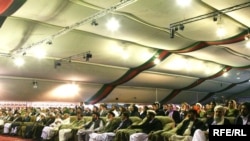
[0,99,249,141]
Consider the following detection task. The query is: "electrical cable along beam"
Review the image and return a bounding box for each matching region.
[169,2,250,38]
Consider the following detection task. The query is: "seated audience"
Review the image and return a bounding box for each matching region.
[77,112,104,141]
[58,113,85,141]
[225,100,239,117]
[192,105,231,141]
[235,102,250,125]
[41,113,70,140]
[167,109,206,141]
[89,111,120,141]
[3,112,22,134]
[129,110,163,141]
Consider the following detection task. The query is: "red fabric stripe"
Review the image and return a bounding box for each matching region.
[0,0,13,15]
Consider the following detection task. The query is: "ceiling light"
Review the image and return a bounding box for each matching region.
[33,81,38,89]
[216,26,226,37]
[213,13,218,22]
[83,52,92,61]
[54,60,62,68]
[46,40,53,45]
[246,41,250,48]
[154,58,160,64]
[179,24,184,30]
[91,20,98,26]
[14,57,25,67]
[177,0,192,7]
[106,17,120,32]
[223,72,228,77]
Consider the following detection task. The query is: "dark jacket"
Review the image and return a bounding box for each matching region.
[166,110,181,125]
[234,115,250,125]
[84,118,103,130]
[100,118,120,132]
[176,118,206,136]
[116,118,132,130]
[131,117,163,134]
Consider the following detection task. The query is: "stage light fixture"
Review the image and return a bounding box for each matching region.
[33,81,38,89]
[83,52,92,61]
[213,13,218,21]
[179,24,185,30]
[174,26,178,31]
[91,20,98,26]
[54,60,62,68]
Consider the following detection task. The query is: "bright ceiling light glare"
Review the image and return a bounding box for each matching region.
[216,26,226,37]
[205,69,211,75]
[154,58,160,64]
[223,72,228,77]
[122,52,129,60]
[106,17,120,32]
[33,47,47,59]
[141,51,152,60]
[53,83,79,98]
[166,58,186,70]
[177,0,192,7]
[14,57,25,67]
[246,41,250,48]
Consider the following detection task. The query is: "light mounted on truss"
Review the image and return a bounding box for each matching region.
[54,51,93,68]
[169,2,250,38]
[33,80,38,89]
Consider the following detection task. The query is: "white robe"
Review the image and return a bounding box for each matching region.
[130,133,149,141]
[89,132,115,141]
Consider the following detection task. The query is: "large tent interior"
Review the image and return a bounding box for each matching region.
[0,0,250,107]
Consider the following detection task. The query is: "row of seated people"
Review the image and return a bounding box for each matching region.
[0,109,176,141]
[0,101,249,141]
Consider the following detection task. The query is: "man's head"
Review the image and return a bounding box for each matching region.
[92,112,100,120]
[187,109,198,120]
[240,102,250,117]
[147,110,156,119]
[77,113,82,120]
[214,105,225,122]
[107,111,115,119]
[121,112,130,120]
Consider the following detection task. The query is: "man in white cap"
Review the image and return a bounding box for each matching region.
[129,110,163,141]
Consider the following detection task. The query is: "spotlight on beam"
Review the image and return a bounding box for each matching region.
[33,81,38,89]
[54,60,62,68]
[91,20,98,26]
[179,24,185,30]
[83,51,92,61]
